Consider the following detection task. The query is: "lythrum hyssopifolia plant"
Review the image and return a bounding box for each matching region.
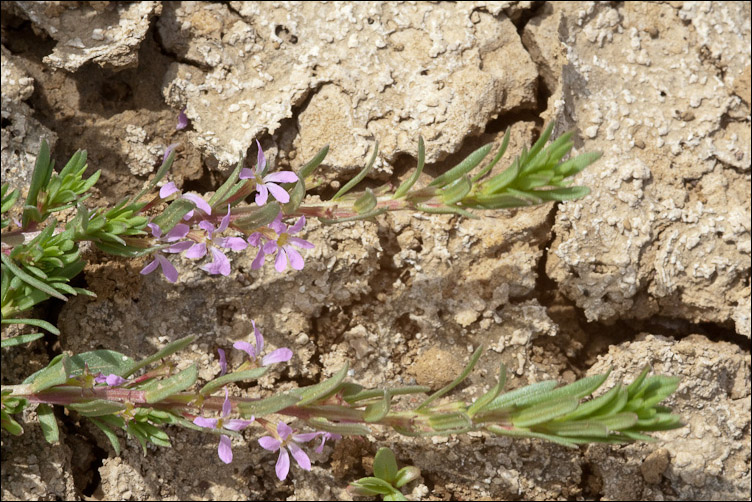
[1,124,682,489]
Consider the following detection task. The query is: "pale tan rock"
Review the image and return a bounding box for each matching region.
[545,2,751,336]
[159,2,538,176]
[11,1,161,71]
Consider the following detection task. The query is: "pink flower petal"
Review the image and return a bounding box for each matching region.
[292,432,319,443]
[224,418,253,432]
[266,182,290,204]
[201,247,231,276]
[289,237,314,250]
[218,237,247,251]
[275,249,288,272]
[239,167,254,180]
[176,108,189,130]
[288,442,311,471]
[251,249,266,269]
[157,255,178,283]
[289,216,306,234]
[264,171,298,184]
[253,320,264,355]
[284,246,304,270]
[217,205,231,233]
[276,448,290,481]
[193,417,218,429]
[147,222,162,238]
[182,193,212,215]
[261,348,292,366]
[185,242,207,259]
[222,389,232,417]
[218,348,227,376]
[269,212,286,234]
[255,184,269,206]
[277,422,293,440]
[218,434,233,464]
[233,340,256,359]
[166,241,194,253]
[258,436,281,452]
[256,139,267,174]
[263,240,278,255]
[159,182,178,199]
[166,223,189,241]
[105,374,127,387]
[247,232,263,247]
[199,220,215,235]
[140,257,160,276]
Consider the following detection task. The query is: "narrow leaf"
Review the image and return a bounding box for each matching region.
[1,317,60,335]
[143,364,198,403]
[1,254,67,301]
[393,136,425,198]
[68,400,127,417]
[1,333,45,347]
[299,145,329,180]
[295,364,349,406]
[472,127,510,183]
[429,143,492,188]
[363,391,391,423]
[199,367,269,396]
[89,417,121,455]
[332,142,379,200]
[468,363,507,417]
[37,404,59,443]
[30,356,71,393]
[418,346,483,410]
[122,335,195,378]
[238,393,301,418]
[512,396,579,428]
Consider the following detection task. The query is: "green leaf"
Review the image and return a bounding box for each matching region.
[374,447,399,483]
[512,396,579,428]
[514,372,610,408]
[37,404,59,443]
[238,393,301,418]
[555,151,602,177]
[1,332,45,347]
[354,188,377,214]
[545,420,609,438]
[318,207,388,224]
[332,142,378,200]
[428,411,472,432]
[150,198,195,234]
[472,127,510,183]
[394,136,425,198]
[122,335,195,378]
[143,364,198,403]
[440,175,472,205]
[349,477,397,496]
[209,154,245,207]
[30,355,71,393]
[394,466,421,488]
[556,383,621,422]
[468,363,507,417]
[363,391,391,423]
[418,346,483,410]
[89,417,121,455]
[1,253,67,301]
[233,202,281,230]
[299,145,329,180]
[305,418,370,436]
[294,364,350,406]
[487,425,579,449]
[23,139,54,227]
[384,491,409,501]
[343,385,430,404]
[529,186,590,201]
[592,412,638,431]
[199,367,269,396]
[67,350,135,378]
[430,143,492,188]
[282,178,307,213]
[1,409,24,435]
[68,400,127,417]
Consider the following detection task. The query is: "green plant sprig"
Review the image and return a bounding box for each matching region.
[1,338,682,456]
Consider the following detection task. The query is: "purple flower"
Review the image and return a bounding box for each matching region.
[140,254,179,283]
[258,422,319,480]
[252,213,314,272]
[218,348,227,376]
[233,320,293,366]
[176,108,189,130]
[315,432,342,453]
[193,389,253,464]
[239,140,298,205]
[94,373,127,387]
[200,246,232,276]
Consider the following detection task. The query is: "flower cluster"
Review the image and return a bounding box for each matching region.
[141,141,311,282]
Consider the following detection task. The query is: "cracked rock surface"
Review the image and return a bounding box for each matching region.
[1,1,750,501]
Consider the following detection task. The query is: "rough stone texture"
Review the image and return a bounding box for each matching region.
[587,334,751,501]
[10,1,160,71]
[159,2,538,176]
[1,1,750,501]
[544,2,752,336]
[1,45,58,193]
[0,409,77,501]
